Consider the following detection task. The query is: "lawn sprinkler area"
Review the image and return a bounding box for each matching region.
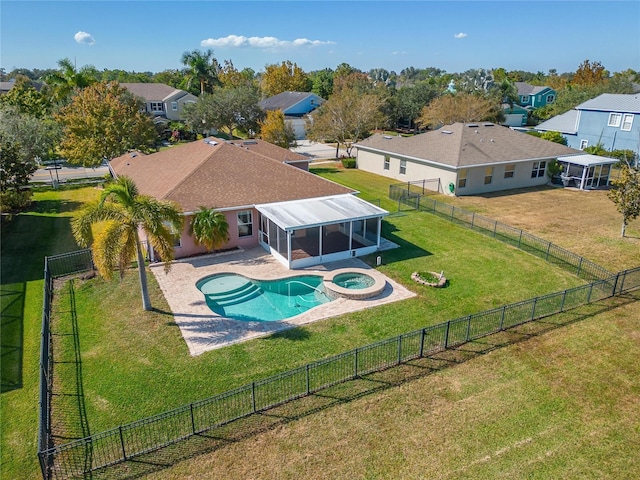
[150,247,415,355]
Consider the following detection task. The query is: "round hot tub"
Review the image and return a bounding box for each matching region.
[323,268,386,299]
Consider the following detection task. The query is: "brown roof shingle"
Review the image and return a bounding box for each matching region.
[356,123,582,168]
[110,138,352,212]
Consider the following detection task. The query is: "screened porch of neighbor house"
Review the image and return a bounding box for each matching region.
[256,194,389,269]
[557,154,619,190]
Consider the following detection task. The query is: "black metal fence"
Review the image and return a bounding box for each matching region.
[38,258,640,478]
[389,183,613,282]
[38,250,94,478]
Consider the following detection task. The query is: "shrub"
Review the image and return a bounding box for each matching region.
[341,158,356,169]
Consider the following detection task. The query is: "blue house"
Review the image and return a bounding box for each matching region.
[536,94,640,156]
[515,82,556,109]
[259,91,325,140]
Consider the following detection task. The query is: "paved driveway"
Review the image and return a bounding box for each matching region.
[292,140,348,160]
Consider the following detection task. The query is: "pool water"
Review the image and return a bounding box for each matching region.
[332,272,375,289]
[196,273,333,322]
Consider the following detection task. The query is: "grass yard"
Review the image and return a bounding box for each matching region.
[2,166,638,479]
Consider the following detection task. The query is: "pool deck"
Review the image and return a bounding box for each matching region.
[150,246,417,356]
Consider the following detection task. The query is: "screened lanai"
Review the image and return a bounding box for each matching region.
[256,194,389,269]
[557,154,618,190]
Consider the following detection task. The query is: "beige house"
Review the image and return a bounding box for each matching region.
[120,83,198,123]
[110,138,388,268]
[355,123,584,196]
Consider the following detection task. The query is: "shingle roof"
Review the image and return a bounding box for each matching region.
[258,91,323,111]
[576,93,640,113]
[534,110,579,134]
[120,83,187,102]
[515,82,551,96]
[110,138,352,212]
[355,123,581,168]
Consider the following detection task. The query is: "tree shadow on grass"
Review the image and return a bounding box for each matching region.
[0,283,25,392]
[76,292,639,480]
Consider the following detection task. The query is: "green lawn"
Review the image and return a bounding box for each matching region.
[0,171,632,479]
[0,186,99,479]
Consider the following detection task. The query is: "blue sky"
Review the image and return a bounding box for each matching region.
[2,1,639,75]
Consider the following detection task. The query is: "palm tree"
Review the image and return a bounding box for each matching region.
[181,49,220,95]
[189,206,229,252]
[72,176,184,311]
[45,57,96,103]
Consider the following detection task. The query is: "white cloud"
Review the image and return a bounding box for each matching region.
[200,35,334,49]
[454,32,468,39]
[74,31,95,45]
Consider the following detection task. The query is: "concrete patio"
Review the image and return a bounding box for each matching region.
[150,246,416,356]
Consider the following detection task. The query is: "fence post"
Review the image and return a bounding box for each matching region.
[306,363,310,395]
[499,305,506,330]
[531,297,538,322]
[545,242,551,261]
[251,382,256,413]
[190,403,196,434]
[444,321,451,348]
[576,257,583,277]
[354,349,359,378]
[560,290,567,312]
[517,230,523,249]
[416,195,420,210]
[397,336,403,365]
[493,221,497,238]
[118,426,127,461]
[419,328,425,357]
[465,315,472,341]
[451,205,455,221]
[471,212,475,229]
[587,283,593,303]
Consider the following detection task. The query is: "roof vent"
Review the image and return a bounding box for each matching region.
[382,135,393,139]
[490,139,495,142]
[129,152,137,158]
[483,122,495,127]
[243,140,258,145]
[441,130,453,135]
[468,123,479,127]
[204,139,218,146]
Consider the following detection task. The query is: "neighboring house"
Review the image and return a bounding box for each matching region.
[259,91,325,140]
[110,138,387,269]
[502,83,557,127]
[501,103,530,127]
[515,82,556,109]
[354,122,600,196]
[0,79,44,94]
[120,83,198,124]
[536,93,640,155]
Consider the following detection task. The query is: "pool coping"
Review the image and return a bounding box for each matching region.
[150,246,417,356]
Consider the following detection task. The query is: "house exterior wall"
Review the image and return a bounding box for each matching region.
[142,92,198,122]
[572,109,640,153]
[283,94,322,115]
[519,88,556,109]
[286,117,308,140]
[356,149,552,196]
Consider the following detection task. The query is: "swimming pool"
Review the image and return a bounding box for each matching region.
[196,273,333,322]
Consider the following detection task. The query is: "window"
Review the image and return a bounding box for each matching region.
[399,159,406,175]
[579,139,588,150]
[150,101,164,112]
[163,221,181,247]
[531,161,546,178]
[621,114,634,131]
[237,210,253,237]
[484,167,493,185]
[608,113,622,127]
[504,164,515,179]
[171,101,178,111]
[521,95,529,103]
[458,169,467,189]
[383,155,390,170]
[546,94,555,103]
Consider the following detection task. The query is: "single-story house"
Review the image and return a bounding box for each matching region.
[259,91,325,140]
[120,82,198,124]
[355,122,587,196]
[110,138,388,269]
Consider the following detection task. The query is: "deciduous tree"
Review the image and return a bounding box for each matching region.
[307,87,384,157]
[608,161,640,237]
[261,61,310,97]
[259,109,296,148]
[417,93,499,129]
[183,85,263,138]
[572,59,607,87]
[55,82,157,167]
[72,176,183,311]
[0,76,51,118]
